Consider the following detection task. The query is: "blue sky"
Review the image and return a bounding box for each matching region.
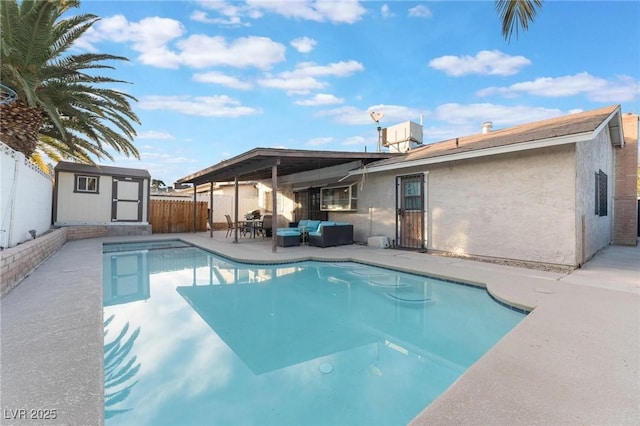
[72,0,640,185]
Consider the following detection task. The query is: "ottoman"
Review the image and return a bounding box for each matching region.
[276,230,301,247]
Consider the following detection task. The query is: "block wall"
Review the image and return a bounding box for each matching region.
[613,114,639,245]
[1,228,67,297]
[1,225,152,297]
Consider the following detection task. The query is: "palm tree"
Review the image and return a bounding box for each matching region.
[0,0,140,163]
[496,0,544,42]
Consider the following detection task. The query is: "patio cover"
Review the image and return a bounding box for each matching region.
[174,148,398,251]
[175,147,396,185]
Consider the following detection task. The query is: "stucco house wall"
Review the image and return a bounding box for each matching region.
[340,144,578,266]
[575,126,616,263]
[427,145,576,265]
[330,177,396,242]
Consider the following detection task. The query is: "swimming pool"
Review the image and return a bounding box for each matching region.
[103,240,526,425]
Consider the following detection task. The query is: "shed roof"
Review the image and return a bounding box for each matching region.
[175,148,398,185]
[356,105,623,173]
[54,161,151,178]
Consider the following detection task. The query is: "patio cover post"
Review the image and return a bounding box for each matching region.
[192,183,197,232]
[233,176,239,243]
[209,181,213,238]
[272,162,279,253]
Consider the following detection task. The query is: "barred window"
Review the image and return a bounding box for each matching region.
[594,170,607,216]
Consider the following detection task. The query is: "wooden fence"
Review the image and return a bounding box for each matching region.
[149,200,208,233]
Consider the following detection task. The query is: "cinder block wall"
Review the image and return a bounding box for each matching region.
[1,224,152,297]
[66,226,108,240]
[613,114,639,245]
[1,228,68,297]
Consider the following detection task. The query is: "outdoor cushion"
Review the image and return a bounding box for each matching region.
[308,231,321,237]
[318,221,335,230]
[276,230,301,237]
[306,220,321,232]
[297,220,309,228]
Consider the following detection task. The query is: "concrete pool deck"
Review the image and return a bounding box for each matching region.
[1,232,638,425]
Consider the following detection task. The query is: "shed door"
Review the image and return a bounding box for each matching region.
[396,174,424,249]
[112,178,143,222]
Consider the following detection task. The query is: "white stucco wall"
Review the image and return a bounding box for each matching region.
[575,126,615,263]
[55,172,113,224]
[350,144,579,265]
[331,175,396,242]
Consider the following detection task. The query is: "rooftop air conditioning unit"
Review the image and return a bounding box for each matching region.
[381,121,423,152]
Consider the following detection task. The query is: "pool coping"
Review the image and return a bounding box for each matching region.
[1,232,638,425]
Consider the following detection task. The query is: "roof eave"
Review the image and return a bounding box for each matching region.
[593,105,624,147]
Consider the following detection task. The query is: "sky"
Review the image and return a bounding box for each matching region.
[70,0,640,185]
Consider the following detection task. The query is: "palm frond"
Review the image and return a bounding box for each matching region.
[1,0,141,161]
[496,0,544,42]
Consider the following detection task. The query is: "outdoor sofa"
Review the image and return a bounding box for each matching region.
[307,221,353,248]
[276,220,354,248]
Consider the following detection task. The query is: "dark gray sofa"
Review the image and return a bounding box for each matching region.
[308,222,353,248]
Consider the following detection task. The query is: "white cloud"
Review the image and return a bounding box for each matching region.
[138,95,261,117]
[283,60,365,78]
[429,50,531,76]
[408,5,432,18]
[433,103,563,128]
[291,37,317,53]
[137,130,175,140]
[77,15,185,68]
[194,0,257,26]
[193,72,253,90]
[190,10,248,26]
[381,4,393,19]
[313,0,367,24]
[295,93,344,106]
[477,72,640,102]
[259,60,364,95]
[177,35,286,70]
[77,15,285,70]
[257,76,326,95]
[317,104,426,125]
[306,136,334,146]
[242,0,365,24]
[342,135,366,146]
[196,0,366,24]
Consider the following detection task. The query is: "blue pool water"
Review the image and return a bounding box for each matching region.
[103,240,526,425]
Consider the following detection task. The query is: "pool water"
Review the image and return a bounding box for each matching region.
[103,241,526,425]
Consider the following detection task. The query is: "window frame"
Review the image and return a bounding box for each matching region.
[594,169,607,217]
[74,174,100,194]
[320,183,358,212]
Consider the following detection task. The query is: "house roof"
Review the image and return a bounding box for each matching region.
[54,161,151,178]
[175,148,398,185]
[353,105,624,174]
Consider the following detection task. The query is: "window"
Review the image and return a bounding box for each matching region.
[75,175,99,193]
[320,183,358,211]
[594,170,607,216]
[403,180,422,210]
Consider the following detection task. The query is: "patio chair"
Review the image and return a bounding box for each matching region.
[224,214,237,238]
[256,214,272,238]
